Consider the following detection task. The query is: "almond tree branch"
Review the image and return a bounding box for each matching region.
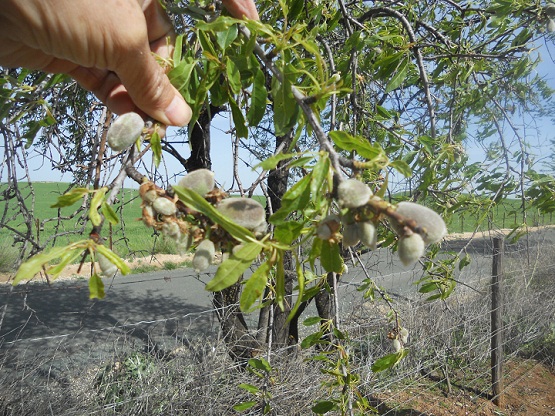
[239,26,352,180]
[358,7,437,138]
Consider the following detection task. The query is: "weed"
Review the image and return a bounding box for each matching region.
[0,238,20,273]
[94,351,157,411]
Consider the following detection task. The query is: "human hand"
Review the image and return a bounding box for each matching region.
[0,0,259,127]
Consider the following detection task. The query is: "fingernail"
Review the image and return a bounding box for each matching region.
[164,94,191,126]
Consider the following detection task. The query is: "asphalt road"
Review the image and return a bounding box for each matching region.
[1,230,534,345]
[0,228,549,378]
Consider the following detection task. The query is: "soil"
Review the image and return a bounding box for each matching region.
[374,359,555,415]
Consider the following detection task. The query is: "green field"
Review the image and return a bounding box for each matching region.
[0,182,165,260]
[0,182,269,266]
[1,182,552,267]
[445,198,554,234]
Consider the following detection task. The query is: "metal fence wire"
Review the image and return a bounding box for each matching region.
[1,228,555,415]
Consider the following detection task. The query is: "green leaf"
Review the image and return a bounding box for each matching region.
[13,242,88,285]
[269,174,312,224]
[206,242,262,292]
[287,156,313,168]
[310,154,331,197]
[287,259,306,323]
[89,273,106,299]
[23,120,42,148]
[418,282,438,294]
[255,153,297,170]
[89,187,107,227]
[47,248,84,280]
[230,98,248,138]
[246,67,267,126]
[312,400,335,414]
[273,221,304,245]
[51,187,89,208]
[173,34,183,64]
[168,57,197,94]
[172,186,255,242]
[232,401,257,412]
[371,350,409,372]
[216,24,238,50]
[329,131,387,162]
[303,316,322,326]
[196,16,238,32]
[95,244,130,275]
[248,357,271,373]
[388,159,412,177]
[271,74,299,136]
[320,241,343,273]
[240,261,271,311]
[376,105,393,119]
[150,130,162,167]
[101,202,119,225]
[459,253,471,270]
[238,383,260,394]
[276,250,285,310]
[385,57,409,93]
[226,58,242,95]
[301,331,324,349]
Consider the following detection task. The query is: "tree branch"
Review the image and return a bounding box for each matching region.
[358,7,437,138]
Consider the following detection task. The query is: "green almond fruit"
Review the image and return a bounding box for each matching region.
[337,179,372,209]
[342,223,360,247]
[394,202,447,245]
[358,221,377,249]
[152,197,177,216]
[398,233,425,266]
[177,169,215,196]
[216,198,266,230]
[193,239,216,272]
[107,112,144,152]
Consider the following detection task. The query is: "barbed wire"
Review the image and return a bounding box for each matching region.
[1,232,555,414]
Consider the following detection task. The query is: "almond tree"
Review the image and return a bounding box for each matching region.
[2,0,554,412]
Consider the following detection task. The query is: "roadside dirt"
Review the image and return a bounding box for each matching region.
[374,359,555,415]
[0,253,193,284]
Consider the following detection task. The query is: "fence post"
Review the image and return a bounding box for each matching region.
[491,237,504,407]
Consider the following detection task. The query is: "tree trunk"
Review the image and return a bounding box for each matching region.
[185,104,222,172]
[186,104,259,362]
[265,132,296,349]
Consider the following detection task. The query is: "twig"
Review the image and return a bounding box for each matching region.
[238,26,347,180]
[358,7,437,138]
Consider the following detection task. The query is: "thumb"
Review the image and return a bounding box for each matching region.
[114,47,192,126]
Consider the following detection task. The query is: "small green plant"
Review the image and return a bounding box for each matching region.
[234,357,274,414]
[152,235,179,255]
[0,239,19,273]
[130,263,159,274]
[95,352,157,409]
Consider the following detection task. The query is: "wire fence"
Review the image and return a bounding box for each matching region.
[1,228,555,415]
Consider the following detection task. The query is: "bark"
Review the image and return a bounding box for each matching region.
[187,104,258,362]
[184,105,222,172]
[265,131,296,348]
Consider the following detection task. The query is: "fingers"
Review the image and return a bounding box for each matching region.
[222,0,260,20]
[114,50,192,126]
[109,1,191,126]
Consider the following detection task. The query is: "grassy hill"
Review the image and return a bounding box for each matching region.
[0,182,155,259]
[0,182,552,271]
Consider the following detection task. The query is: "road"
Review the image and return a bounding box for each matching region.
[0,228,549,386]
[1,230,537,344]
